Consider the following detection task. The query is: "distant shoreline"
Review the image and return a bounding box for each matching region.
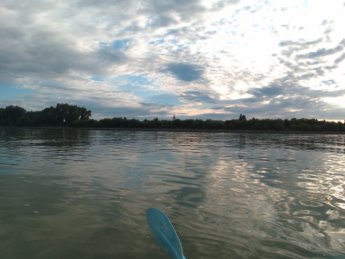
[2,104,345,133]
[1,126,345,134]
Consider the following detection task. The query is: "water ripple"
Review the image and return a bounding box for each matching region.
[0,128,345,258]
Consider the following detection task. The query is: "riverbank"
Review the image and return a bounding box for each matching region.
[1,126,345,134]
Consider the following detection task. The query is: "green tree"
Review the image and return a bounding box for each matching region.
[39,104,91,126]
[55,103,91,125]
[0,106,26,125]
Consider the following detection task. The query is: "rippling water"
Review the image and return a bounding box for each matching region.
[0,128,344,258]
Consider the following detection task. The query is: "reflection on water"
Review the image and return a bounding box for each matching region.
[0,128,345,258]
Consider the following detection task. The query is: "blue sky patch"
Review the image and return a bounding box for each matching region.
[0,85,32,100]
[91,75,104,82]
[111,39,130,50]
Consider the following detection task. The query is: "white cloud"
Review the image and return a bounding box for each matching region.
[1,0,345,119]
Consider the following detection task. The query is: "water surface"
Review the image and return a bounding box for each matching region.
[0,128,344,258]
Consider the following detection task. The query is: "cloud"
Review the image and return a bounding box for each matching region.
[296,39,345,59]
[222,81,345,120]
[71,0,208,33]
[279,38,323,48]
[96,43,128,64]
[1,0,345,120]
[181,90,218,103]
[277,33,345,93]
[164,63,204,82]
[249,86,284,98]
[0,25,129,86]
[334,53,345,64]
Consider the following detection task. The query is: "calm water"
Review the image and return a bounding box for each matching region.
[0,128,344,259]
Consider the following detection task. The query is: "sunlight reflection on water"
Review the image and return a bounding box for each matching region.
[0,128,344,258]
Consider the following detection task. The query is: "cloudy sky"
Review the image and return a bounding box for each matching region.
[1,0,345,120]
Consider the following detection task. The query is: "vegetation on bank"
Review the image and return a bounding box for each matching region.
[0,104,91,126]
[1,104,345,132]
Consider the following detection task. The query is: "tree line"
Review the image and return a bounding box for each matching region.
[1,104,345,132]
[0,104,91,126]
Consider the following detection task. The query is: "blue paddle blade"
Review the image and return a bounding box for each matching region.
[146,208,186,259]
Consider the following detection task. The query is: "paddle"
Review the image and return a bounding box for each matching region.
[146,208,186,259]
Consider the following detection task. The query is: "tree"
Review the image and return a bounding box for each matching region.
[239,114,247,121]
[0,106,26,125]
[55,103,91,125]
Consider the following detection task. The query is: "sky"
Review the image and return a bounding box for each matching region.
[1,0,345,120]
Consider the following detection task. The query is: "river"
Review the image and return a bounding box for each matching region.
[0,128,344,258]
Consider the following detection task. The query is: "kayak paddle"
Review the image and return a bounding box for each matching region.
[146,208,186,259]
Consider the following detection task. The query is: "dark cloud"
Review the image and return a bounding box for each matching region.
[73,0,207,30]
[139,0,205,21]
[96,44,128,64]
[322,80,336,85]
[297,44,344,59]
[74,0,128,7]
[279,38,323,48]
[279,38,325,59]
[146,14,177,29]
[228,83,345,119]
[334,53,345,64]
[249,86,283,98]
[165,63,204,82]
[0,29,79,81]
[0,26,127,83]
[281,38,345,66]
[212,0,240,11]
[278,35,345,91]
[181,90,218,103]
